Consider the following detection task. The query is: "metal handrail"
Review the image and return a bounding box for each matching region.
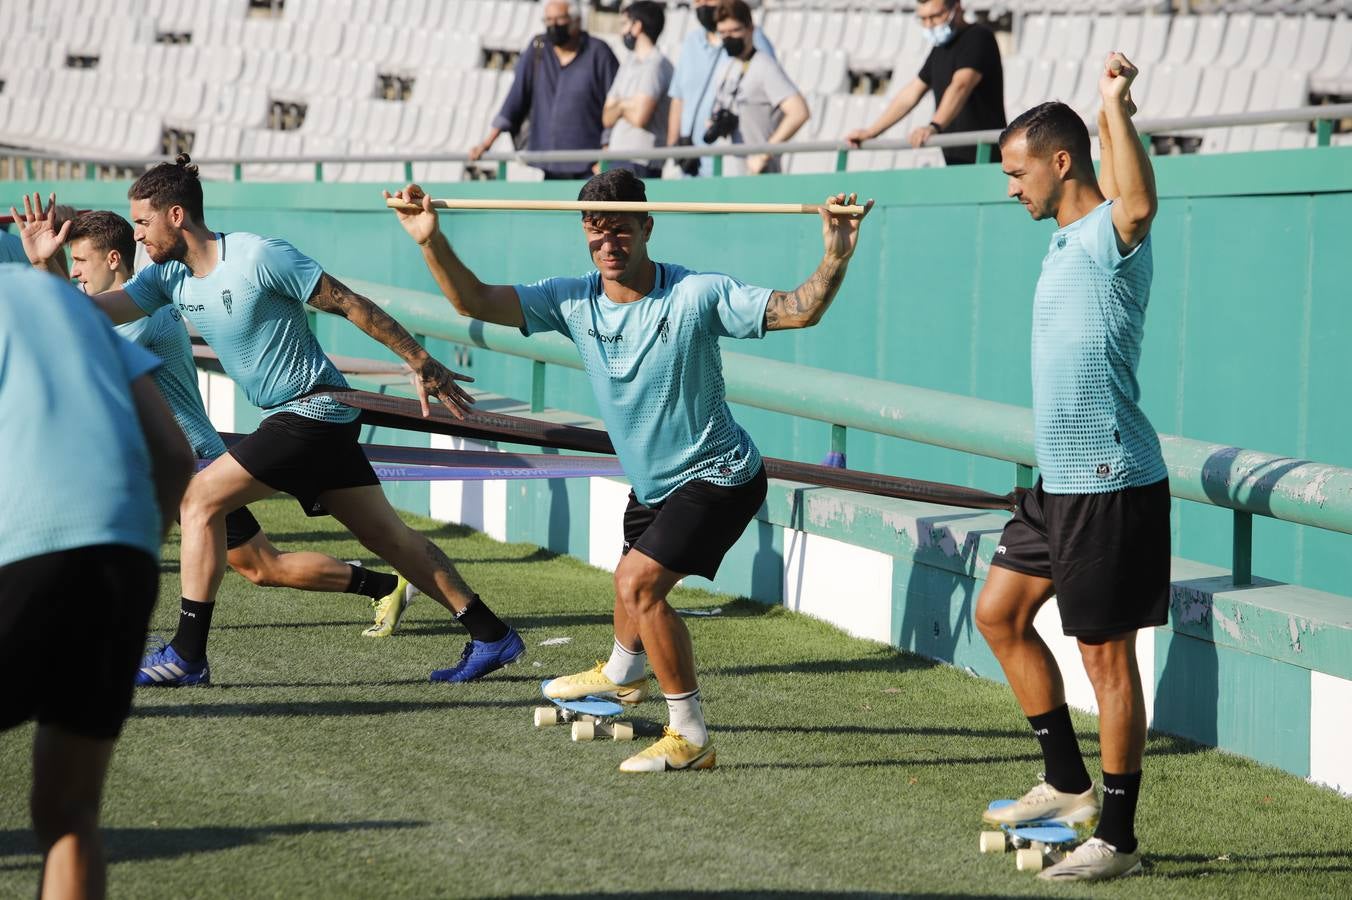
[5,103,1349,171]
[342,276,1352,563]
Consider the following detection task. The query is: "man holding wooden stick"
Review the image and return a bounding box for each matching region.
[387,170,872,771]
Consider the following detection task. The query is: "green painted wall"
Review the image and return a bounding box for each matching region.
[24,146,1352,593]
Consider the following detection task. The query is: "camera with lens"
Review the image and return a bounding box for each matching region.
[703,107,740,144]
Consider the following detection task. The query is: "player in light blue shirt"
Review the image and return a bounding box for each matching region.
[28,157,523,686]
[64,209,417,638]
[0,228,27,262]
[0,264,193,899]
[389,171,873,772]
[977,56,1168,883]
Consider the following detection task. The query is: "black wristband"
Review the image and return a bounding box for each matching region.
[928,120,944,133]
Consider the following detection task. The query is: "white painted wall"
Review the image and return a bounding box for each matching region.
[782,528,893,644]
[588,478,632,572]
[1033,602,1159,723]
[426,433,507,541]
[1310,670,1352,796]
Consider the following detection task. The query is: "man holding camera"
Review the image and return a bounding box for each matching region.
[666,0,777,177]
[706,0,808,175]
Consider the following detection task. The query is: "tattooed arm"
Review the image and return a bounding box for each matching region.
[764,192,874,331]
[308,272,476,419]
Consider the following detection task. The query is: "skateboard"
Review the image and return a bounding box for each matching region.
[978,800,1080,872]
[533,679,635,742]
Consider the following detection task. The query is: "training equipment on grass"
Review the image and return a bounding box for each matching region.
[978,800,1081,873]
[384,197,869,216]
[534,680,635,742]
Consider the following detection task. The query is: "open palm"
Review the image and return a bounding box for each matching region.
[9,192,69,265]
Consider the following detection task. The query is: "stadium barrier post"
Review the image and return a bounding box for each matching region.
[1015,463,1034,490]
[975,142,992,164]
[1233,510,1253,586]
[1316,118,1332,147]
[404,161,414,182]
[233,162,242,182]
[85,162,95,180]
[712,154,723,177]
[826,423,848,467]
[314,161,323,182]
[598,159,611,172]
[23,157,33,180]
[496,160,508,180]
[834,149,848,172]
[531,360,547,413]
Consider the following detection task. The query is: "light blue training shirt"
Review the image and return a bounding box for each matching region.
[1031,200,1167,494]
[123,232,355,424]
[0,230,27,263]
[517,262,770,506]
[0,264,163,568]
[117,305,228,460]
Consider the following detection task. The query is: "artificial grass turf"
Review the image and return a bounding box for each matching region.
[2,497,1351,898]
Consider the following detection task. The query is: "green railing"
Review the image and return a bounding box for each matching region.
[342,276,1352,587]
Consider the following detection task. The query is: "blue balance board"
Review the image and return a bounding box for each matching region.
[541,679,624,717]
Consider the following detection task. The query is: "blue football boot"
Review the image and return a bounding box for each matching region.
[135,638,211,687]
[430,629,526,683]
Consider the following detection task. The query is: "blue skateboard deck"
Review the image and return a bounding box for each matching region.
[980,800,1080,871]
[534,679,633,741]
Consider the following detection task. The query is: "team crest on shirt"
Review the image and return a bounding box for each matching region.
[657,317,670,343]
[1096,463,1112,478]
[221,289,233,315]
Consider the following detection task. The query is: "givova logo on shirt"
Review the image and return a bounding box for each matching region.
[222,289,233,315]
[587,328,623,343]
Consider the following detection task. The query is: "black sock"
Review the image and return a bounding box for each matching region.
[1028,704,1093,794]
[454,594,509,643]
[1095,770,1142,854]
[170,597,215,663]
[346,564,399,600]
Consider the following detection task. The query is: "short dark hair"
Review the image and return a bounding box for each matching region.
[999,102,1093,175]
[128,152,204,225]
[624,1,665,41]
[68,211,136,273]
[715,0,753,27]
[577,168,648,225]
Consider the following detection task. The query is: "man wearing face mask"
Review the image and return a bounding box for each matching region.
[603,2,673,179]
[666,0,776,177]
[844,0,1004,166]
[470,0,619,179]
[706,0,809,176]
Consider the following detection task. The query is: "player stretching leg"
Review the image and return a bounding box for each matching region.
[17,205,417,646]
[975,54,1165,882]
[390,170,871,771]
[32,156,524,685]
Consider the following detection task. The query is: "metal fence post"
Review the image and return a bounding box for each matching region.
[232,162,242,182]
[1316,118,1333,147]
[824,424,847,467]
[531,360,546,413]
[1015,463,1034,490]
[314,161,323,182]
[404,160,414,182]
[496,160,508,180]
[712,155,723,177]
[834,149,848,172]
[975,142,992,164]
[1233,510,1253,586]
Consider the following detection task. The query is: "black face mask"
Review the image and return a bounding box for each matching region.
[622,32,637,51]
[547,23,571,45]
[696,6,717,32]
[722,37,746,58]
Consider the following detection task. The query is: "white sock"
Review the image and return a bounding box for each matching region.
[601,639,646,685]
[665,689,708,746]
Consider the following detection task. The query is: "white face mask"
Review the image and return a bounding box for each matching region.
[922,8,957,47]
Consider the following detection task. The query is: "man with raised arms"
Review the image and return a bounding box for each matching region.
[388,170,871,771]
[975,54,1165,882]
[27,156,524,686]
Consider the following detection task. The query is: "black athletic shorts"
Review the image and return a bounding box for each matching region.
[623,466,768,579]
[229,412,378,516]
[991,477,1171,639]
[0,545,158,740]
[224,505,263,550]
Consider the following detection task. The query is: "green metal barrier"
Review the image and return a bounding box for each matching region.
[343,275,1352,583]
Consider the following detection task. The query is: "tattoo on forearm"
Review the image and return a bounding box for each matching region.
[308,273,424,360]
[764,258,847,330]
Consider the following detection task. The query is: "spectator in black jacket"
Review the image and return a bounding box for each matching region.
[844,0,1005,165]
[469,0,619,179]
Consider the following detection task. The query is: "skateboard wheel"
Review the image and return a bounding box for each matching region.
[612,722,634,742]
[571,721,595,742]
[1029,841,1046,853]
[978,831,1005,854]
[1015,848,1044,872]
[533,707,558,727]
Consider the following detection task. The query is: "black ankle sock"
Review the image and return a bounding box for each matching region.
[170,597,215,663]
[454,594,509,643]
[1095,770,1142,854]
[346,564,399,600]
[1028,704,1093,794]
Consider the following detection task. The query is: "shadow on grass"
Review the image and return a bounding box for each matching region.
[130,697,533,719]
[0,820,425,866]
[499,892,994,899]
[1148,849,1352,878]
[706,652,939,678]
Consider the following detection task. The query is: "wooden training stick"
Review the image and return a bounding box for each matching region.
[385,197,869,216]
[1108,57,1137,117]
